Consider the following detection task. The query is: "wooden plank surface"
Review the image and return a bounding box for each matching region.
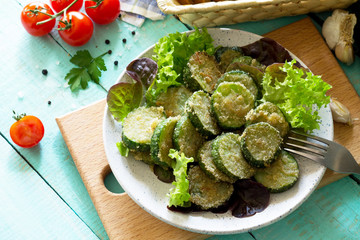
[0,138,98,239]
[0,1,189,238]
[248,176,360,239]
[56,17,360,239]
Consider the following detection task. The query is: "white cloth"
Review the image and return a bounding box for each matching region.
[120,0,166,27]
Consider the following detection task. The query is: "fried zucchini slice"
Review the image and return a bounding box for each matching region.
[211,82,255,130]
[225,63,264,88]
[154,86,193,117]
[122,106,165,152]
[212,132,255,179]
[241,122,282,168]
[254,150,299,193]
[173,116,205,160]
[231,56,266,71]
[198,140,236,183]
[185,90,221,136]
[183,51,222,93]
[188,165,234,210]
[245,101,289,137]
[150,116,180,168]
[216,70,259,99]
[130,150,154,165]
[214,46,244,73]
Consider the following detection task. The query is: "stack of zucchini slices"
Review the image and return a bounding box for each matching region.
[121,47,300,210]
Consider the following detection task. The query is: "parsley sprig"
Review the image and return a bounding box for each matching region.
[65,50,108,91]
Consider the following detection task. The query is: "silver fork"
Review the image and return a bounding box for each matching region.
[283,130,360,174]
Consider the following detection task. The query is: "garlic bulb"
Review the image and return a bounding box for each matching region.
[329,98,352,126]
[322,9,357,65]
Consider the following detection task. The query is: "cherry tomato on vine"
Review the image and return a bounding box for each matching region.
[10,113,44,148]
[50,0,83,13]
[20,2,56,36]
[85,0,120,25]
[58,11,94,46]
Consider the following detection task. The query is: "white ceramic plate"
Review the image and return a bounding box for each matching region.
[103,28,333,235]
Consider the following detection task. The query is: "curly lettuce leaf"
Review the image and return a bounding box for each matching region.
[167,149,194,208]
[147,27,215,104]
[262,60,332,132]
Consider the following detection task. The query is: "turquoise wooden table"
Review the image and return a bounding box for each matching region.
[1,0,360,239]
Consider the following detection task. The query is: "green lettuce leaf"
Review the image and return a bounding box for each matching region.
[167,149,194,207]
[262,60,332,132]
[116,141,129,157]
[147,27,215,104]
[106,80,143,122]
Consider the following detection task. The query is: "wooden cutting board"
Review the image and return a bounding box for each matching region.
[56,17,360,240]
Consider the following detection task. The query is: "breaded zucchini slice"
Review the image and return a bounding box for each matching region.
[154,86,193,117]
[122,106,165,152]
[185,91,221,137]
[173,116,205,160]
[183,51,222,93]
[188,165,234,210]
[212,132,255,179]
[254,150,299,193]
[216,70,259,99]
[130,150,154,165]
[198,140,236,183]
[211,82,255,130]
[214,46,244,73]
[225,63,264,88]
[245,101,289,137]
[150,116,180,168]
[231,56,266,71]
[241,122,282,168]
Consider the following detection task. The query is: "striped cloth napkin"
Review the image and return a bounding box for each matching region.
[120,0,166,27]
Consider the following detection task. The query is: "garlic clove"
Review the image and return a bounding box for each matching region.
[335,40,355,65]
[322,10,343,49]
[329,98,352,126]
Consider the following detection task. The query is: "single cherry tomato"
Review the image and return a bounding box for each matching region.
[58,11,94,46]
[20,2,56,36]
[10,113,44,148]
[50,0,83,13]
[85,0,120,25]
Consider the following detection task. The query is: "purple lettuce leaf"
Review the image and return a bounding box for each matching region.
[126,57,158,88]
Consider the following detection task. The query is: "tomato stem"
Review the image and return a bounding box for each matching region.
[57,14,73,31]
[35,0,79,25]
[86,0,104,9]
[27,7,53,18]
[12,111,27,121]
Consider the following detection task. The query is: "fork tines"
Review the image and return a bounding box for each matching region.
[283,130,328,162]
[283,130,360,174]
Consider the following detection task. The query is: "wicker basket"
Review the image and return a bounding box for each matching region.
[156,0,357,27]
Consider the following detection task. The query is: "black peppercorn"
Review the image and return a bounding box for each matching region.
[131,31,135,35]
[108,50,112,54]
[42,69,48,76]
[105,39,110,44]
[122,38,127,43]
[48,100,51,105]
[114,60,118,66]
